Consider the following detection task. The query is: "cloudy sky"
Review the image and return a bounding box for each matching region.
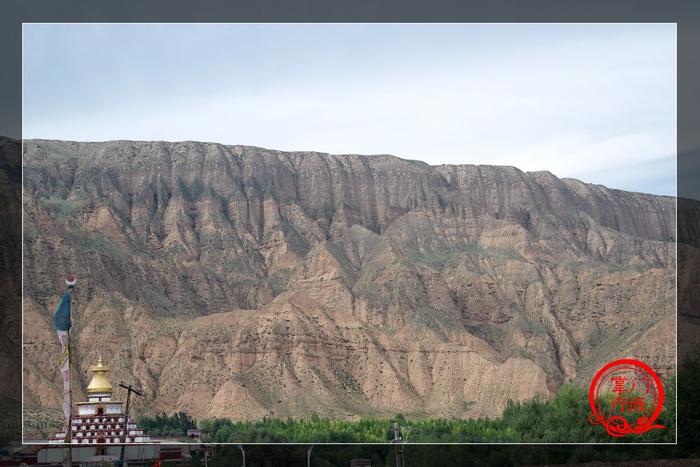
[23,23,676,195]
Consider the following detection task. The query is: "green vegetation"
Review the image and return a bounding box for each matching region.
[65,229,132,262]
[409,245,466,269]
[135,353,700,467]
[409,242,524,270]
[138,412,197,440]
[194,381,675,443]
[39,196,76,216]
[198,354,697,466]
[269,267,295,296]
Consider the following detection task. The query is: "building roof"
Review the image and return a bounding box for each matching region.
[86,356,113,394]
[74,400,125,405]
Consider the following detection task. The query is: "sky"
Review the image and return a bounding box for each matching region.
[22,23,676,195]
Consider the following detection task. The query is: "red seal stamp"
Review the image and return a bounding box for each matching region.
[588,358,665,437]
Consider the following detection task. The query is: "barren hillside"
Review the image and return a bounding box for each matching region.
[22,140,676,423]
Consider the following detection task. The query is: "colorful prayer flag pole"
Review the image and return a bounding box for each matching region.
[52,275,76,465]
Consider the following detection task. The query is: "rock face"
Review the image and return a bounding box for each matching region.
[22,140,676,425]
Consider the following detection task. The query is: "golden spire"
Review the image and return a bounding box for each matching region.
[86,356,113,394]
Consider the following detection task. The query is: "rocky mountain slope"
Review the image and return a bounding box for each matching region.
[22,140,676,425]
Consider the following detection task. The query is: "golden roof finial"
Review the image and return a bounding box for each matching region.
[86,355,113,394]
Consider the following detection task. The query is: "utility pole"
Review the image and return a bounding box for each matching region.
[390,423,404,467]
[307,445,314,467]
[119,382,143,467]
[237,444,246,467]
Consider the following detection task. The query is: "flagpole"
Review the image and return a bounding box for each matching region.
[66,316,72,467]
[53,274,77,467]
[67,284,73,467]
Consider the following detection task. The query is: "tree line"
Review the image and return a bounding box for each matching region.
[138,377,676,444]
[192,380,675,444]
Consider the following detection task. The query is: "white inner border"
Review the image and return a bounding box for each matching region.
[20,21,679,447]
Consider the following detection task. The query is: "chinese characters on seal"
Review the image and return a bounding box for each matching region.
[588,358,665,437]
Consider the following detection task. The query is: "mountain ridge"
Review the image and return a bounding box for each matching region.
[22,139,676,425]
[25,137,676,198]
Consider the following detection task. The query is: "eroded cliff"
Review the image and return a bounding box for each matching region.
[22,140,676,425]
